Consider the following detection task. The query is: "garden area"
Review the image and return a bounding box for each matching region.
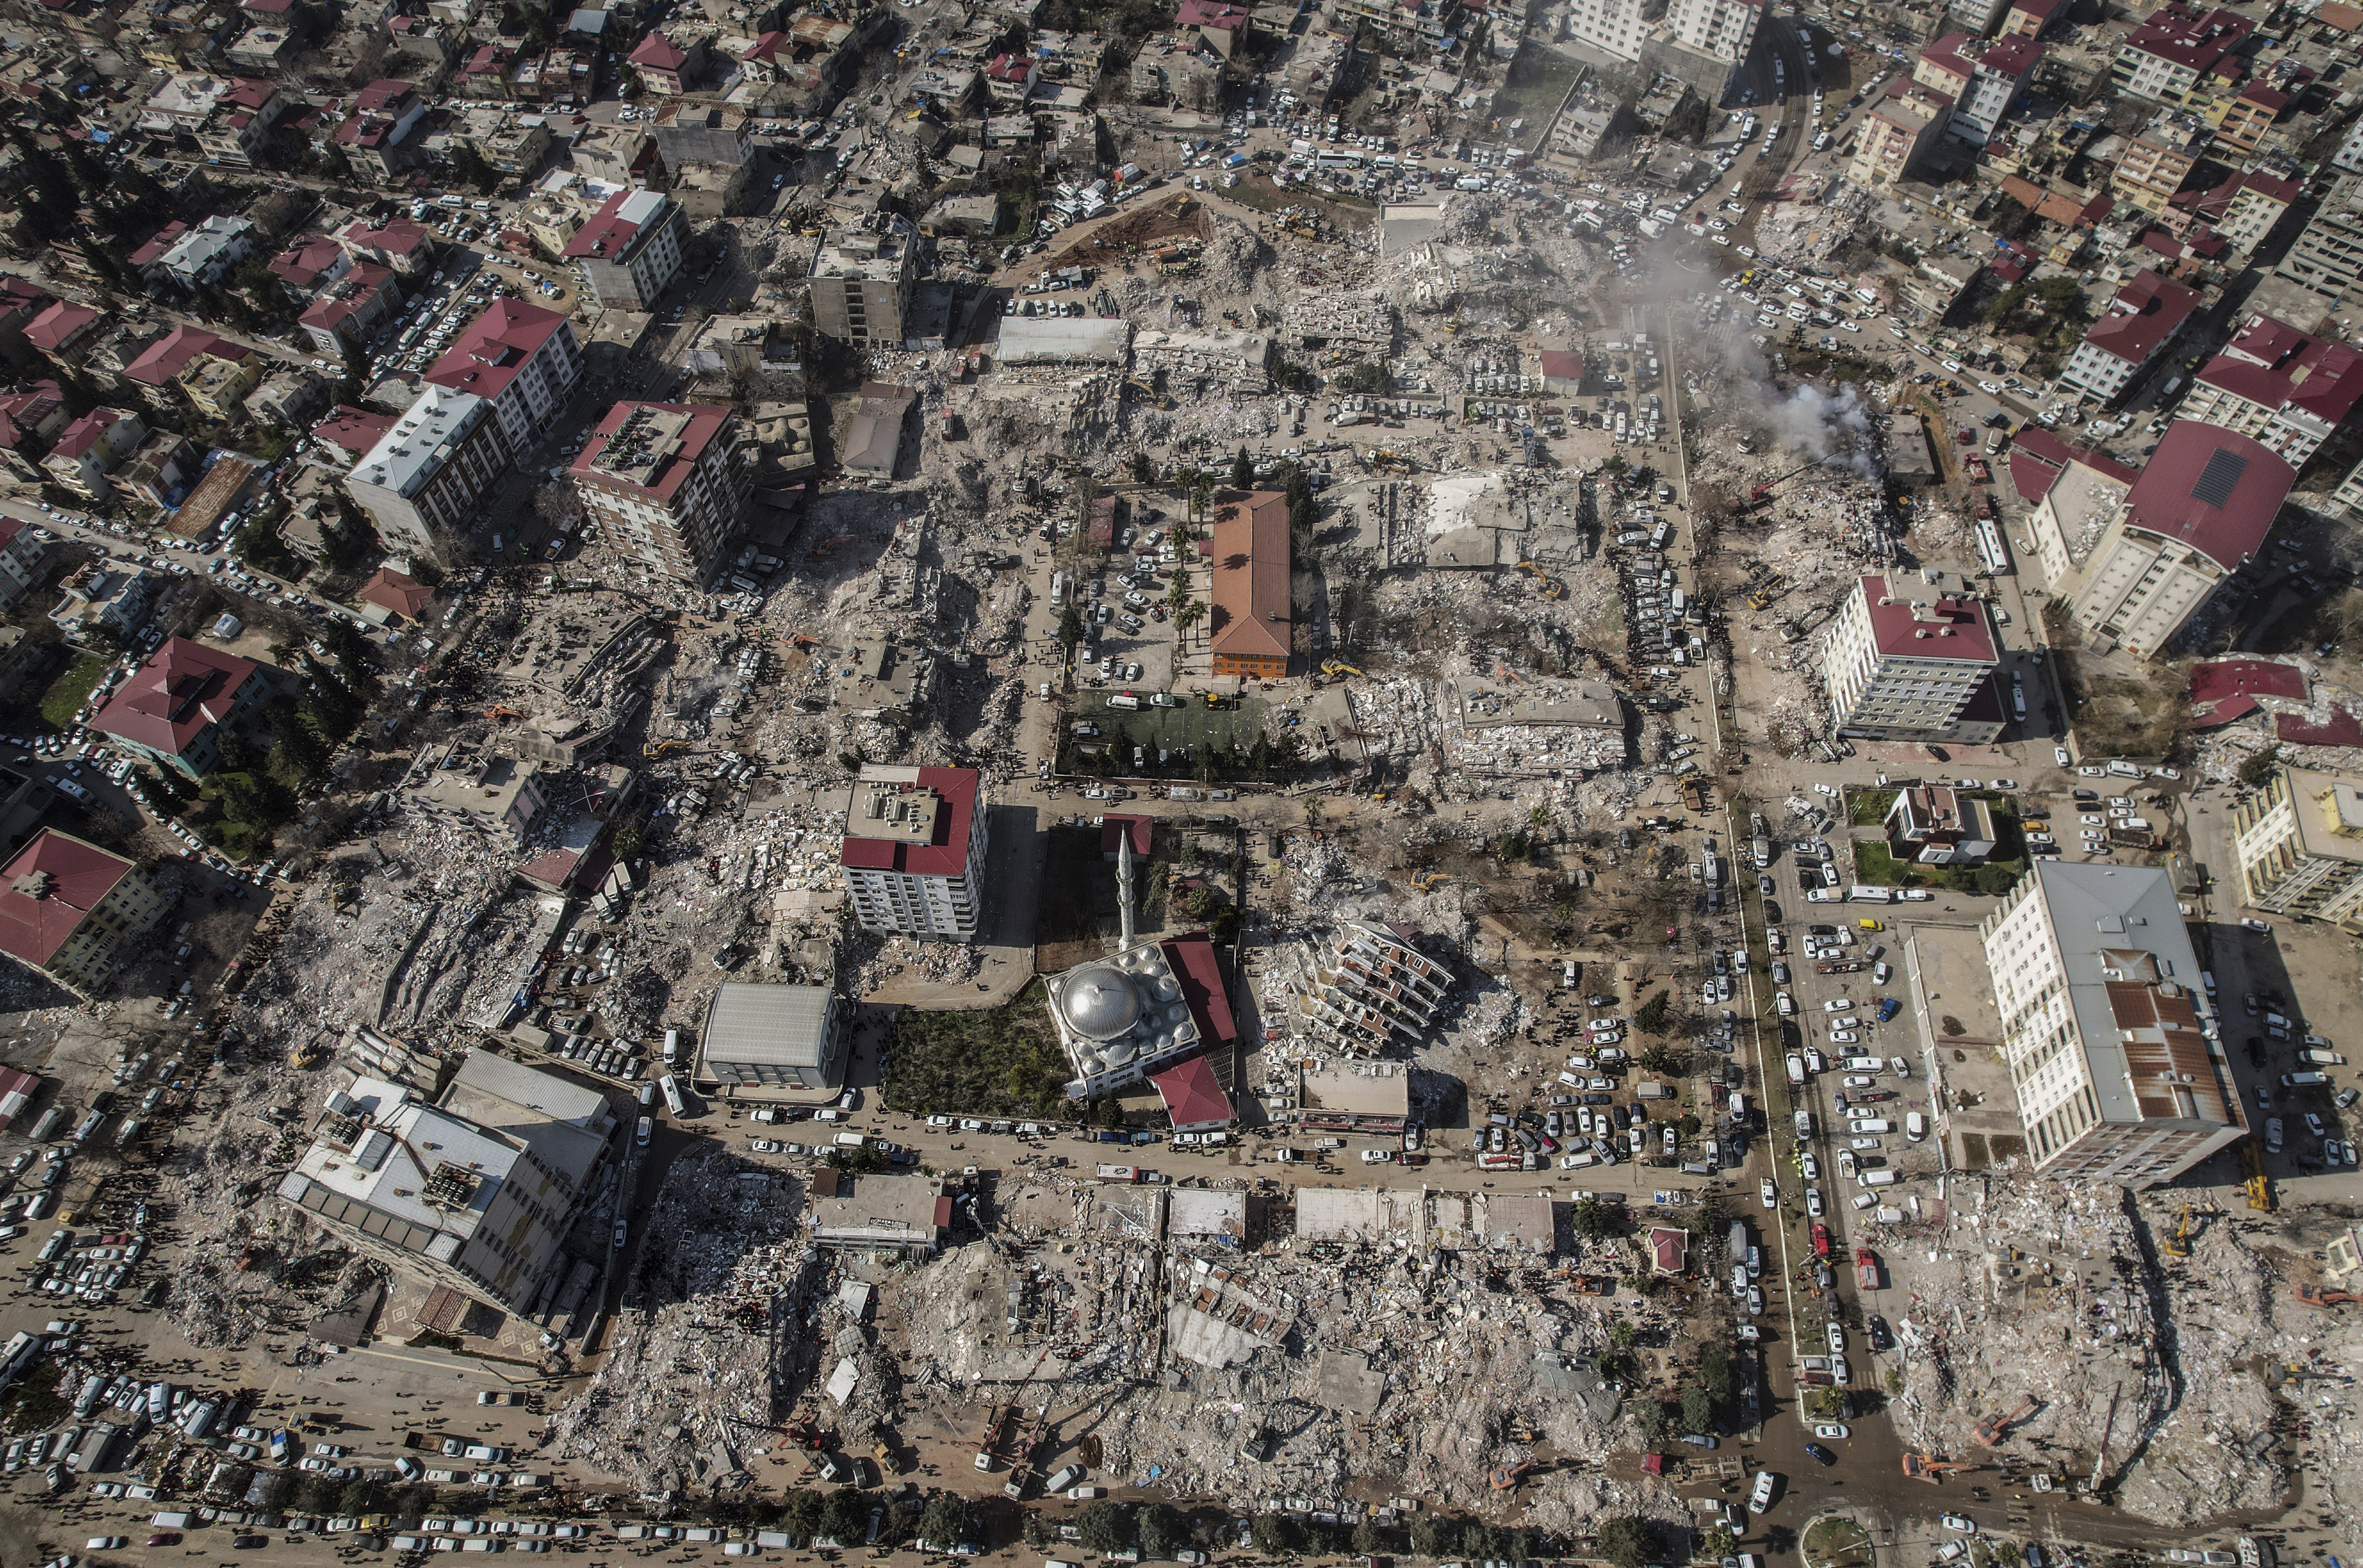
[1843,787,2029,895]
[1802,1514,1872,1568]
[879,980,1074,1120]
[36,648,107,730]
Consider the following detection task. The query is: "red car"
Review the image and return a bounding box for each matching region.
[148,1534,182,1547]
[1811,1221,1833,1260]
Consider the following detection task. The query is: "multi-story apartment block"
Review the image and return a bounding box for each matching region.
[90,637,267,779]
[1819,574,2002,741]
[2011,426,2140,582]
[2108,3,2251,105]
[1848,81,1954,187]
[2179,315,2363,469]
[2230,766,2363,933]
[298,261,402,355]
[423,299,583,448]
[1565,0,1647,61]
[43,408,146,504]
[2278,175,2363,307]
[2212,79,2291,158]
[276,1049,615,1318]
[568,402,749,584]
[0,830,173,1000]
[1949,37,2042,143]
[1982,862,2244,1186]
[563,189,689,310]
[343,386,515,555]
[838,765,990,943]
[2202,169,2302,256]
[2063,420,2292,657]
[1331,0,1464,49]
[0,516,53,611]
[1667,0,1762,60]
[2056,269,2200,403]
[809,227,916,346]
[2110,110,2208,214]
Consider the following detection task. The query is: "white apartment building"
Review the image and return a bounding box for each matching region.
[2056,269,2200,404]
[2177,314,2363,469]
[1819,575,2002,741]
[2228,765,2363,933]
[564,189,690,311]
[1980,862,2246,1187]
[1668,0,1762,60]
[2065,420,2293,658]
[838,766,990,942]
[423,298,585,449]
[1565,0,1648,61]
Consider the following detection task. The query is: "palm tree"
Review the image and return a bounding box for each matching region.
[1176,599,1206,647]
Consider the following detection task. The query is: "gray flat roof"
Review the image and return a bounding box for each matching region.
[703,982,837,1069]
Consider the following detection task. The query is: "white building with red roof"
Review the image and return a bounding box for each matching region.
[336,215,437,277]
[0,829,172,1000]
[563,188,689,310]
[422,298,583,446]
[568,400,748,582]
[306,403,399,471]
[2179,314,2363,467]
[299,261,403,355]
[270,235,352,295]
[1820,575,2002,742]
[90,637,268,779]
[2065,420,2293,658]
[43,408,145,503]
[2057,268,2201,403]
[838,765,990,942]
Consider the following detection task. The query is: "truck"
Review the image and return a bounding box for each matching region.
[1636,1081,1674,1099]
[1855,1246,1881,1291]
[1847,886,1896,904]
[1094,1164,1140,1182]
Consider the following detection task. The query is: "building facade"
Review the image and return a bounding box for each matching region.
[1667,0,1762,59]
[697,983,853,1092]
[0,830,172,1000]
[838,765,989,942]
[1563,0,1646,61]
[275,1051,613,1317]
[2228,766,2363,933]
[1980,862,2245,1186]
[2178,314,2363,468]
[1819,575,2001,740]
[1848,81,1954,187]
[2277,174,2363,306]
[2056,269,2201,403]
[809,228,916,345]
[563,189,689,310]
[2064,421,2293,657]
[423,299,584,448]
[568,402,749,584]
[89,637,266,779]
[343,385,515,554]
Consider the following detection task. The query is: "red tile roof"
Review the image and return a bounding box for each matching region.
[2120,3,2252,72]
[1209,489,1291,665]
[2188,657,2306,710]
[128,220,188,269]
[1162,934,1239,1049]
[2006,425,2139,505]
[1650,1226,1688,1273]
[0,381,62,452]
[1149,1051,1234,1127]
[122,325,245,388]
[1981,36,2044,74]
[270,235,347,290]
[563,189,654,259]
[1918,31,1974,78]
[91,637,259,758]
[2196,315,2363,430]
[630,29,688,68]
[2276,706,2363,748]
[425,298,570,402]
[837,768,979,877]
[2080,268,2201,368]
[0,830,137,968]
[310,403,397,459]
[49,408,126,461]
[1101,813,1153,857]
[1537,349,1584,381]
[2123,420,2294,571]
[22,300,98,354]
[1857,574,1998,662]
[1176,0,1249,28]
[359,567,433,617]
[338,216,434,257]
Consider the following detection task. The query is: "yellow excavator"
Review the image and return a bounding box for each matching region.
[1408,870,1451,892]
[2163,1203,2195,1258]
[643,739,689,759]
[1367,448,1416,474]
[1123,377,1176,410]
[1319,660,1364,678]
[1517,561,1566,600]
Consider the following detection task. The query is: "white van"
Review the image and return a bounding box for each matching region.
[1905,1111,1928,1142]
[1858,1168,1898,1187]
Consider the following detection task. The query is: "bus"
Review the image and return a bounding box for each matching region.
[658,1074,685,1117]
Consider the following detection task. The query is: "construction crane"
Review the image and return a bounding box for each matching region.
[2294,1282,2363,1307]
[1972,1395,2040,1447]
[1901,1453,1974,1483]
[1733,461,1822,514]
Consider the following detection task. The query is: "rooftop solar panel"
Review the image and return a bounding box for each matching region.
[2191,447,2249,509]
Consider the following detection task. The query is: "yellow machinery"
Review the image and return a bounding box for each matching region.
[2163,1203,2195,1258]
[1515,561,1566,600]
[1368,449,1415,474]
[1901,1454,1973,1483]
[1124,377,1175,410]
[2240,1139,2275,1212]
[643,739,689,759]
[1408,870,1451,892]
[1320,660,1364,678]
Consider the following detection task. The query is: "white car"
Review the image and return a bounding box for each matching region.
[1359,1148,1393,1165]
[1827,1323,1845,1353]
[1824,998,1853,1012]
[1830,1030,1860,1045]
[1844,1074,1874,1088]
[1805,1187,1824,1217]
[1760,1178,1778,1209]
[1813,1423,1850,1440]
[1941,1516,1976,1535]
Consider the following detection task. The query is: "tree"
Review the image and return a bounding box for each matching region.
[1571,1193,1611,1241]
[1973,863,2020,895]
[919,1497,972,1550]
[1137,1505,1182,1561]
[1634,989,1672,1033]
[1598,1518,1657,1568]
[1351,1519,1386,1556]
[1176,598,1206,648]
[1231,444,1254,489]
[1058,602,1085,654]
[818,1488,866,1545]
[1607,1318,1637,1349]
[1700,1528,1736,1561]
[339,335,371,403]
[1129,449,1156,484]
[1077,1502,1135,1553]
[1408,1517,1448,1556]
[2238,745,2281,788]
[1251,1516,1304,1556]
[1679,1386,1713,1433]
[1697,1342,1733,1403]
